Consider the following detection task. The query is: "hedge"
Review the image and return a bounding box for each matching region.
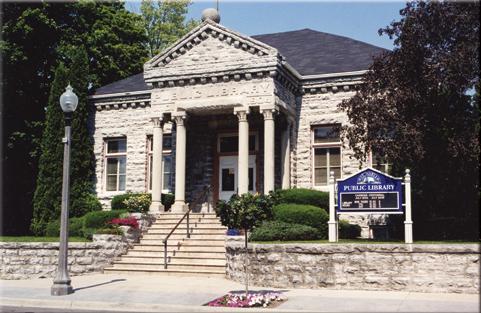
[339,220,362,239]
[45,217,85,237]
[250,221,320,241]
[274,188,329,209]
[111,192,175,211]
[273,203,329,239]
[82,210,126,239]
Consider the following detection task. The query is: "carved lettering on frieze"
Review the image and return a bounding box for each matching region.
[156,81,273,104]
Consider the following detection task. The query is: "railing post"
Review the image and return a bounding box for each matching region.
[163,240,167,269]
[404,169,413,244]
[187,212,190,239]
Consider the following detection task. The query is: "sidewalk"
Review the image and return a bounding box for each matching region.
[0,273,478,312]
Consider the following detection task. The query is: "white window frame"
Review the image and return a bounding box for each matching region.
[147,134,173,193]
[369,151,392,174]
[104,138,127,193]
[311,125,343,188]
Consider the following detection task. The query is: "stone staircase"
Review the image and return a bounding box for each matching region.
[104,213,227,277]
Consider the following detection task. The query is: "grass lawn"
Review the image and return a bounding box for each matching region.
[0,236,91,242]
[252,239,479,244]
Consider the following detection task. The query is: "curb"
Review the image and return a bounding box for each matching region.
[0,297,313,313]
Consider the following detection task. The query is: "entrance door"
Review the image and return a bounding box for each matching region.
[219,155,256,201]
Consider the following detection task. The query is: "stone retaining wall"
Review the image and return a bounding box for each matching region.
[225,241,480,294]
[0,235,128,280]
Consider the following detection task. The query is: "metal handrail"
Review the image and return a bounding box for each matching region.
[162,185,211,269]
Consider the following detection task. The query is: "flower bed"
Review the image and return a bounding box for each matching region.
[109,217,139,229]
[206,292,286,308]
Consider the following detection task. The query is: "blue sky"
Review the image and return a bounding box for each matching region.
[125,1,407,50]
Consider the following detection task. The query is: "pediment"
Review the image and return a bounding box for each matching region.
[144,20,279,83]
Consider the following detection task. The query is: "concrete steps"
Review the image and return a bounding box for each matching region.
[104,212,227,277]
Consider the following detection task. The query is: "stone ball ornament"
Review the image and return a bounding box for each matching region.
[201,8,221,23]
[59,84,79,113]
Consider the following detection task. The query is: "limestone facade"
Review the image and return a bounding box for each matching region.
[89,18,381,233]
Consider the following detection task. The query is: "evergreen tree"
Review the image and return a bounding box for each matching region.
[31,63,69,235]
[31,47,97,235]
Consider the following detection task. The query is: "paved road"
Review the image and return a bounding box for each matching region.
[0,273,479,312]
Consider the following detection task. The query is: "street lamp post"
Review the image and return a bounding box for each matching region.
[51,84,78,296]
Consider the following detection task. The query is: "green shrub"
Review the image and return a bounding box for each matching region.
[250,221,320,241]
[70,193,102,217]
[45,217,85,237]
[111,193,134,210]
[94,227,123,236]
[122,193,151,213]
[273,188,329,209]
[339,220,362,239]
[82,210,126,239]
[273,203,329,239]
[162,193,175,210]
[215,193,274,230]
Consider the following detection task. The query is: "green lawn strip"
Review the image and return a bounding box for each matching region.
[0,236,91,242]
[251,239,479,244]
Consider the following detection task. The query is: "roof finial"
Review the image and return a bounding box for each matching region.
[201,8,220,23]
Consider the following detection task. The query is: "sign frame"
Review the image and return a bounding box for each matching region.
[336,167,404,214]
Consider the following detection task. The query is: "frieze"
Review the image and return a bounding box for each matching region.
[151,79,274,105]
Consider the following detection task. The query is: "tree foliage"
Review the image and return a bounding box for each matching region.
[140,0,199,57]
[31,47,97,235]
[2,2,148,235]
[339,1,480,239]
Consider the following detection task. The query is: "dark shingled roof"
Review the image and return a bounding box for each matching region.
[93,73,149,96]
[93,28,386,96]
[252,28,387,76]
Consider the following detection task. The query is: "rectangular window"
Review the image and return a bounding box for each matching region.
[312,125,342,186]
[148,135,173,192]
[105,138,127,191]
[313,125,340,143]
[372,153,392,174]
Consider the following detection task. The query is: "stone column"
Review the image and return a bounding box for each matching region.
[236,108,249,195]
[281,120,291,189]
[149,117,165,213]
[262,108,276,193]
[172,112,188,212]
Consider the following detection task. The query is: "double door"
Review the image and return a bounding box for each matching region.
[218,155,256,201]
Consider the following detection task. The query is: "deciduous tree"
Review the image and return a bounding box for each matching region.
[339,1,479,239]
[140,0,198,57]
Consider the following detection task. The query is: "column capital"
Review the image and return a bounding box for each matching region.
[234,107,250,122]
[261,107,277,120]
[151,116,164,128]
[172,112,187,126]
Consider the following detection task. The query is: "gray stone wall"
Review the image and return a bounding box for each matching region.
[226,241,480,294]
[0,235,128,280]
[295,89,362,189]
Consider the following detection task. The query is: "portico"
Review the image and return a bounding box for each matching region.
[149,103,292,212]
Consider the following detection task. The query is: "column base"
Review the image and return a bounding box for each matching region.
[171,201,188,213]
[149,201,164,213]
[51,280,73,296]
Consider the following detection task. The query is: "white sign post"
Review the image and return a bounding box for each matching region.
[403,169,413,243]
[328,171,338,242]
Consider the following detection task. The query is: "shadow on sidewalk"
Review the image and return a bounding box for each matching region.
[74,279,126,292]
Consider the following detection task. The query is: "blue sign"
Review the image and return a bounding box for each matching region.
[337,168,403,214]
